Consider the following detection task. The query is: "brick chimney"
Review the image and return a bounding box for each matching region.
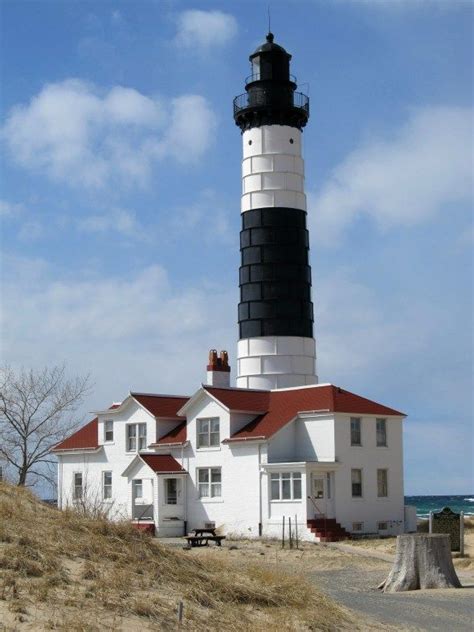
[207,349,231,388]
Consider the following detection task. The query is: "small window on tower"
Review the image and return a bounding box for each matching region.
[289,138,294,144]
[248,140,252,145]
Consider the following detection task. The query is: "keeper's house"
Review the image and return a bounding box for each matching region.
[52,355,409,542]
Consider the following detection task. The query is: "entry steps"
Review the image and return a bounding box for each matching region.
[307,518,350,542]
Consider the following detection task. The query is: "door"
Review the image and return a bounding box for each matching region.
[132,478,154,521]
[310,474,327,517]
[160,477,185,520]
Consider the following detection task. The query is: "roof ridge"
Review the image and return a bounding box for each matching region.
[131,392,189,399]
[203,384,270,393]
[270,383,332,392]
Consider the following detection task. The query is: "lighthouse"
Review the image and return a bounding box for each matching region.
[233,33,317,390]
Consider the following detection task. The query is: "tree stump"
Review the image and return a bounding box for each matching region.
[379,534,461,592]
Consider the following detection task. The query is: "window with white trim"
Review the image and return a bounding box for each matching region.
[165,478,179,505]
[377,469,388,497]
[378,521,388,531]
[351,469,362,497]
[270,472,302,501]
[197,467,221,498]
[197,418,220,448]
[350,417,361,446]
[127,423,147,451]
[73,472,83,500]
[133,479,143,499]
[102,471,112,500]
[376,418,387,447]
[352,522,363,532]
[104,420,114,442]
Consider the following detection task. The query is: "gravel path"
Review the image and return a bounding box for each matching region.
[309,564,474,631]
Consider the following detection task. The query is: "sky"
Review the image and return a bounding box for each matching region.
[0,0,472,496]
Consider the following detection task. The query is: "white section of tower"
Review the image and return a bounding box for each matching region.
[241,125,306,212]
[236,336,317,390]
[236,124,318,390]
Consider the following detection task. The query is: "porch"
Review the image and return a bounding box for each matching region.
[122,454,188,537]
[262,461,350,542]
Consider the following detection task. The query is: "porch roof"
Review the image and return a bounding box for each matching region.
[139,454,187,474]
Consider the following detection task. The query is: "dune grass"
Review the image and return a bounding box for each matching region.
[0,482,351,631]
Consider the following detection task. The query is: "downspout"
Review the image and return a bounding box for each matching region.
[58,457,62,509]
[258,443,263,536]
[181,442,187,536]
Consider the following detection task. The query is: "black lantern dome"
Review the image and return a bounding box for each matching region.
[233,33,309,132]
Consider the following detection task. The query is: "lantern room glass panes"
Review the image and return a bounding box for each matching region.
[251,56,261,81]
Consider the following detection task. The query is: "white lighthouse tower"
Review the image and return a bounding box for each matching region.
[233,33,317,390]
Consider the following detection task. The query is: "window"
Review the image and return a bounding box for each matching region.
[104,420,114,442]
[350,417,361,446]
[352,522,363,532]
[73,472,83,500]
[270,472,302,501]
[326,473,331,499]
[378,522,388,531]
[376,418,387,447]
[165,479,179,505]
[133,479,143,499]
[377,469,388,497]
[197,418,220,448]
[351,469,362,497]
[197,468,221,498]
[127,423,147,451]
[102,471,112,500]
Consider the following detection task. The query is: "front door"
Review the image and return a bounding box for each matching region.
[310,474,327,517]
[132,478,154,521]
[309,473,335,519]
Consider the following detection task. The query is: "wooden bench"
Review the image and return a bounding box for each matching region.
[185,535,226,548]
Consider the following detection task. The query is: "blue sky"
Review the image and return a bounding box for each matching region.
[1,0,472,495]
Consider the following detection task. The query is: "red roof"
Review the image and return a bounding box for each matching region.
[131,393,188,419]
[52,418,99,452]
[151,421,187,446]
[207,385,405,441]
[204,386,270,412]
[140,454,186,473]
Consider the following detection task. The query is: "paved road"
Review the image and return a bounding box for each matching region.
[309,565,474,631]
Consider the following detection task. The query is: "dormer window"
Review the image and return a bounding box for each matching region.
[197,418,220,448]
[127,423,147,452]
[104,420,114,443]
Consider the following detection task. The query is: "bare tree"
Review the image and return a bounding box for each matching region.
[0,365,90,486]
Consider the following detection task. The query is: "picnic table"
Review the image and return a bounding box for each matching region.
[185,528,226,547]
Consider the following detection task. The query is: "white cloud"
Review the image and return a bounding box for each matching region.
[77,207,148,241]
[2,80,216,188]
[0,200,24,218]
[1,257,235,405]
[310,106,473,246]
[174,10,237,51]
